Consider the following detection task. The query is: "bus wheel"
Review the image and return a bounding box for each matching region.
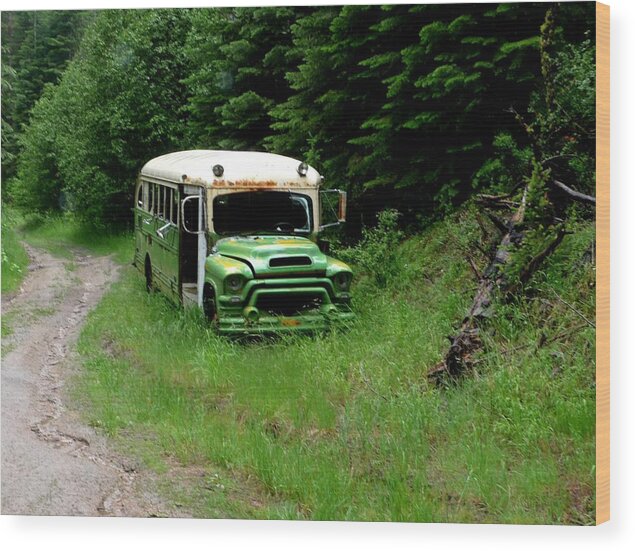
[203,285,218,328]
[144,256,153,292]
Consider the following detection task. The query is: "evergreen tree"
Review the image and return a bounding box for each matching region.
[13,9,192,226]
[1,50,18,183]
[1,10,91,181]
[185,7,305,150]
[8,3,596,230]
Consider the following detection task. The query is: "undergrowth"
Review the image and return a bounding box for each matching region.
[19,211,133,265]
[70,208,595,523]
[1,205,29,293]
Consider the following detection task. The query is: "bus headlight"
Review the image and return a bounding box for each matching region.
[333,272,352,292]
[225,274,245,294]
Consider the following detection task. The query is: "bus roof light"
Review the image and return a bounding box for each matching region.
[297,162,308,177]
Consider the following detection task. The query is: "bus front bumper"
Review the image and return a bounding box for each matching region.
[217,310,355,335]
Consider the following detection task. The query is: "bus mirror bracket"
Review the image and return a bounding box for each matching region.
[319,189,347,231]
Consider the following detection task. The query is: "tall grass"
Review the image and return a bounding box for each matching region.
[20,212,133,265]
[74,208,596,523]
[1,205,29,294]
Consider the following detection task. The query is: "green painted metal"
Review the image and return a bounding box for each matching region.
[134,202,181,303]
[204,235,353,335]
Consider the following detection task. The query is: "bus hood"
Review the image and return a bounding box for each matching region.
[214,235,328,277]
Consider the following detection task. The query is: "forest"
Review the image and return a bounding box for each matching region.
[2,3,594,230]
[1,2,598,523]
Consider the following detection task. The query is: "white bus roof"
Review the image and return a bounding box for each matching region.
[140,150,322,188]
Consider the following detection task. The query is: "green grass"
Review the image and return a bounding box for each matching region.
[1,205,30,294]
[72,208,596,524]
[1,310,17,338]
[20,212,133,265]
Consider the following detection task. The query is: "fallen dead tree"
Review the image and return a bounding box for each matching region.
[428,187,528,384]
[428,6,597,386]
[429,177,592,386]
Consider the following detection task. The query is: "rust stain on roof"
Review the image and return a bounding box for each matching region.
[213,179,281,188]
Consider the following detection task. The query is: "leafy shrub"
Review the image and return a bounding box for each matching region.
[339,209,403,288]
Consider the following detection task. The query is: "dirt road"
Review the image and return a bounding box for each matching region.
[1,244,167,516]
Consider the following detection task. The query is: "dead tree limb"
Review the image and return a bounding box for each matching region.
[467,256,482,280]
[485,211,509,234]
[549,289,595,328]
[499,321,588,356]
[513,226,570,290]
[430,191,574,385]
[474,180,524,203]
[551,180,596,205]
[476,194,521,209]
[475,213,490,241]
[429,188,529,384]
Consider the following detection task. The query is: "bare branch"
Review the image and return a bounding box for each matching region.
[541,154,577,165]
[551,180,596,205]
[467,256,482,280]
[476,194,521,209]
[549,289,595,328]
[513,226,570,289]
[485,211,509,234]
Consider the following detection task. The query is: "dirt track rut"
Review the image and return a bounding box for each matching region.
[1,244,167,516]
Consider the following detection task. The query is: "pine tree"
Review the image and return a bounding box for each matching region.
[353,3,547,220]
[270,4,550,227]
[9,3,596,230]
[185,7,305,150]
[1,10,91,182]
[1,50,18,183]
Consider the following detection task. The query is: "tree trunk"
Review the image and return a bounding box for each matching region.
[428,187,528,384]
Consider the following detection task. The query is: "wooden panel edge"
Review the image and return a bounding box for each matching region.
[595,0,610,526]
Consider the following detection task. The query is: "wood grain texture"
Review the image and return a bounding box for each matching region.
[595,1,610,526]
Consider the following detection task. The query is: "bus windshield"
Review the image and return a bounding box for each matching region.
[213,191,312,235]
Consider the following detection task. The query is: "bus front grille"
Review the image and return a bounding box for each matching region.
[256,292,323,316]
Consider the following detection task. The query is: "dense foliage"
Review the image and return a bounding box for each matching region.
[1,10,91,182]
[2,3,594,230]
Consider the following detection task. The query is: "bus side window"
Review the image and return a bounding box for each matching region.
[172,189,179,224]
[161,186,167,220]
[156,186,162,219]
[149,184,154,215]
[136,184,143,208]
[166,188,173,223]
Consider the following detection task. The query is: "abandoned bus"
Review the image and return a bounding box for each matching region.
[133,150,354,334]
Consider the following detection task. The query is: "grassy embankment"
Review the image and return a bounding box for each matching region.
[1,206,30,294]
[17,208,596,523]
[18,212,132,265]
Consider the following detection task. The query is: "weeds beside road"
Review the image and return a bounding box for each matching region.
[18,210,595,523]
[1,206,29,294]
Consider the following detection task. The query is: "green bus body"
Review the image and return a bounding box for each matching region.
[133,150,353,335]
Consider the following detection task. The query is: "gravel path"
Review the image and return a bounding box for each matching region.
[1,244,167,517]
